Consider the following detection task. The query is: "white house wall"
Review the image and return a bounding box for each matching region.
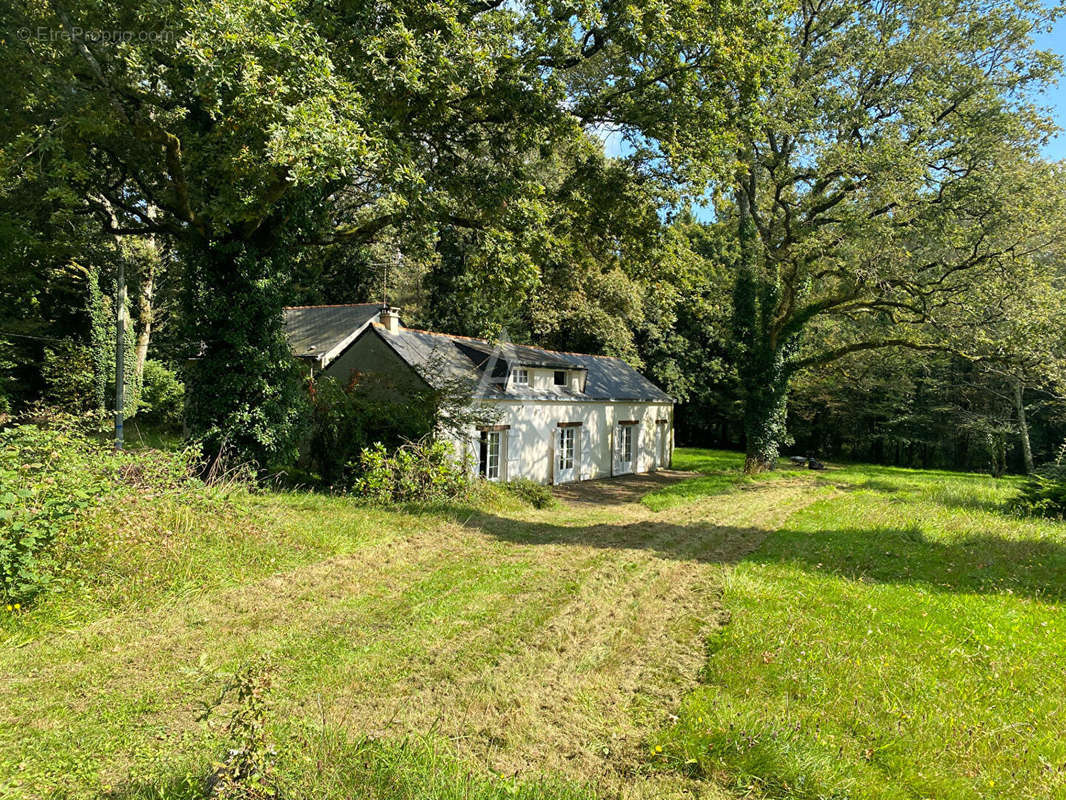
[458,399,674,484]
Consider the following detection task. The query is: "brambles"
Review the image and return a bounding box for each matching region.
[353,439,469,504]
[504,478,557,509]
[0,413,201,606]
[202,660,279,800]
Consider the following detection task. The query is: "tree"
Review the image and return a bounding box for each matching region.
[722,0,1064,471]
[3,0,783,467]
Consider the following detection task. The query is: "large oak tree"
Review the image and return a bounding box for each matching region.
[1,0,783,465]
[725,0,1064,471]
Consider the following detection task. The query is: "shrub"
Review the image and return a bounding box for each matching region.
[41,339,98,414]
[307,375,436,489]
[504,478,556,509]
[1013,464,1066,519]
[137,360,185,429]
[203,659,280,800]
[353,439,469,503]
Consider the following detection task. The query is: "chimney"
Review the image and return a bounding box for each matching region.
[379,305,401,334]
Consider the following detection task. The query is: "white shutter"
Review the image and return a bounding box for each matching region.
[506,426,521,480]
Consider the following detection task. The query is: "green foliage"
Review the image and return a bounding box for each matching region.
[41,339,98,415]
[203,660,279,800]
[708,0,1066,469]
[307,375,435,489]
[87,265,111,412]
[1014,464,1066,519]
[354,440,469,504]
[0,414,200,606]
[0,421,104,605]
[504,478,556,509]
[2,0,785,459]
[182,240,307,472]
[137,360,185,430]
[0,339,15,415]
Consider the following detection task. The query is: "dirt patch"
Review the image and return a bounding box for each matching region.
[552,470,698,506]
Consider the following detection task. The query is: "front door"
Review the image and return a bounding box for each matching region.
[616,423,634,474]
[478,430,501,480]
[556,427,576,483]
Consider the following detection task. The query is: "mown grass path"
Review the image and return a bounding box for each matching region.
[0,468,829,799]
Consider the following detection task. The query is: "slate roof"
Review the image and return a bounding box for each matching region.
[371,325,673,403]
[282,304,381,365]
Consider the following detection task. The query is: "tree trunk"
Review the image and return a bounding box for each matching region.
[1013,378,1035,474]
[741,376,788,472]
[181,234,304,473]
[732,155,791,474]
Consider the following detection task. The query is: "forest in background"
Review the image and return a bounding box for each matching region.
[2,0,1065,476]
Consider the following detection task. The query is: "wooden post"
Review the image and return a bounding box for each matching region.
[114,256,127,450]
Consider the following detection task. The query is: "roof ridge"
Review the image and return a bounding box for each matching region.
[392,325,617,360]
[283,303,382,310]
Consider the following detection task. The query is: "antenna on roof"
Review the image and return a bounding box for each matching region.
[379,251,403,309]
[382,257,388,308]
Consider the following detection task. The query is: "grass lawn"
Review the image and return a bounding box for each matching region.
[656,456,1066,799]
[2,448,1064,799]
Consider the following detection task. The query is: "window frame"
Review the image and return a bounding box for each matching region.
[512,367,529,386]
[619,424,633,464]
[479,429,502,480]
[558,427,575,470]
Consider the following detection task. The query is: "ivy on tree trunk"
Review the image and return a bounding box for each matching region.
[181,236,306,474]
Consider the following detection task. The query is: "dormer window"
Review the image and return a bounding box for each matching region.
[554,370,566,386]
[513,368,529,386]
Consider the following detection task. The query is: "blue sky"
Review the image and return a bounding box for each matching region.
[1035,9,1066,161]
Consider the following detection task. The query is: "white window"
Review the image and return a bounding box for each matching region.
[513,368,529,385]
[619,424,633,463]
[479,430,501,480]
[558,427,575,470]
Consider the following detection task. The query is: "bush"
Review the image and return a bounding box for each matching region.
[353,439,469,504]
[138,360,185,429]
[1013,464,1066,519]
[41,339,98,414]
[504,478,556,509]
[0,412,201,606]
[307,375,435,489]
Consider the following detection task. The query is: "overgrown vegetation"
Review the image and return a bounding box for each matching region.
[354,439,470,504]
[504,478,557,509]
[0,415,200,605]
[1014,463,1066,519]
[307,374,436,490]
[0,414,209,608]
[201,659,280,800]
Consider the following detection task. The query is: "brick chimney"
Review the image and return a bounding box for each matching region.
[379,305,401,334]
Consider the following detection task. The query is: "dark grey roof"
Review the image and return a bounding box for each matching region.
[370,325,672,403]
[283,304,381,364]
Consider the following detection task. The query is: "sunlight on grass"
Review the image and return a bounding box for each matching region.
[659,462,1066,799]
[642,448,806,511]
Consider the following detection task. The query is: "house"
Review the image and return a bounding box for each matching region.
[282,303,674,485]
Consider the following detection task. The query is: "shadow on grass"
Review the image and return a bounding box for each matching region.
[438,478,1066,602]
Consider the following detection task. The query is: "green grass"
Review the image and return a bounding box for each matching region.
[642,448,807,511]
[656,461,1066,799]
[4,446,1066,799]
